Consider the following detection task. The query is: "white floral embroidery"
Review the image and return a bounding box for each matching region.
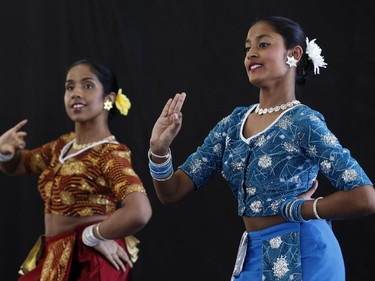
[309,114,320,122]
[225,136,231,147]
[250,200,262,213]
[189,158,203,174]
[255,135,267,147]
[323,133,339,146]
[273,256,289,278]
[320,160,332,173]
[232,161,243,171]
[222,115,230,124]
[246,187,256,195]
[213,143,222,154]
[270,199,283,212]
[278,116,293,130]
[307,145,318,157]
[269,236,282,249]
[258,155,272,168]
[342,169,358,182]
[282,142,300,153]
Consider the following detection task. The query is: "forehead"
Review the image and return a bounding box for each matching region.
[66,64,98,81]
[246,21,280,43]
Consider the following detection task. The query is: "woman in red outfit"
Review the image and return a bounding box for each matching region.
[0,59,152,281]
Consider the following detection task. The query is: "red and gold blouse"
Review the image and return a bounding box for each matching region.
[23,132,146,217]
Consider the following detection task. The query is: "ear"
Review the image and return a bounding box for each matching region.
[104,92,116,103]
[289,45,303,61]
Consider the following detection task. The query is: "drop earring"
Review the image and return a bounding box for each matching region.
[103,100,113,111]
[286,55,298,68]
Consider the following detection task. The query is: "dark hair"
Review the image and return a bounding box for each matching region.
[67,59,119,118]
[252,16,315,85]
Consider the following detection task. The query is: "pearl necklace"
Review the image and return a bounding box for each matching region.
[72,135,116,150]
[255,100,301,115]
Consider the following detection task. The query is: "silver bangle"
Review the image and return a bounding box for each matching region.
[148,148,171,159]
[312,197,324,220]
[0,152,15,162]
[82,224,102,247]
[95,223,108,241]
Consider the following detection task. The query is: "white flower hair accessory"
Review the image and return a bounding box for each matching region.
[305,37,327,74]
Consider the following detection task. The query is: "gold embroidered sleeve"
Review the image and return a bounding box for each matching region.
[102,147,146,200]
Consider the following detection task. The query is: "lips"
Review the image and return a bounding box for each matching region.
[248,63,262,71]
[71,103,85,111]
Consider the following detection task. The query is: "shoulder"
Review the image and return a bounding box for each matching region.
[219,105,254,125]
[41,132,75,150]
[101,142,132,162]
[58,132,75,143]
[290,104,326,124]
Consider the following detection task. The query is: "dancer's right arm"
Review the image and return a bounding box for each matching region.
[149,92,195,204]
[0,119,28,175]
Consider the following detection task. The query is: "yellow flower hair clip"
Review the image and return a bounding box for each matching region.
[115,88,131,116]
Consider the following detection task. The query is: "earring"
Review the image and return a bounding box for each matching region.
[286,55,298,68]
[103,100,113,111]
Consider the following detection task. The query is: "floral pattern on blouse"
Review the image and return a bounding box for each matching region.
[179,104,372,217]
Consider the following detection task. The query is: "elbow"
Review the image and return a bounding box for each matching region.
[353,185,375,215]
[135,203,153,227]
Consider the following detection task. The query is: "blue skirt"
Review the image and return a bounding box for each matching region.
[231,220,345,281]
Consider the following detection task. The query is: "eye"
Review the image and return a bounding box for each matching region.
[259,42,270,48]
[244,46,251,53]
[65,85,74,92]
[84,83,94,90]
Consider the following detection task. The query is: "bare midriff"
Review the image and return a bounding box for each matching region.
[44,213,108,237]
[243,215,286,232]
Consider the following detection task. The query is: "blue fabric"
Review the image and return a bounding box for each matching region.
[179,104,373,216]
[233,221,345,281]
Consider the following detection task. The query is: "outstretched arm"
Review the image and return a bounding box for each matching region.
[149,92,195,204]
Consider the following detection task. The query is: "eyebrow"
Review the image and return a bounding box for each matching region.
[245,34,272,44]
[65,77,96,84]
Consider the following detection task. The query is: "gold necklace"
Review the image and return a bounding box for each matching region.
[72,135,116,150]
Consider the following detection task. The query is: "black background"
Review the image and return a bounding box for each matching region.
[0,1,374,280]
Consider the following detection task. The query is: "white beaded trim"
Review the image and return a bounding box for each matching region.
[255,100,301,115]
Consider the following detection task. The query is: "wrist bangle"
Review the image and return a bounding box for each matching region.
[82,224,102,247]
[95,223,108,241]
[148,148,171,159]
[312,197,324,220]
[0,152,15,162]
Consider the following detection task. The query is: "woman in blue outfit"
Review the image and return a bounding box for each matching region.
[148,16,375,280]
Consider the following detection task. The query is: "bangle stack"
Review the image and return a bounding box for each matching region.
[280,198,309,222]
[0,152,15,162]
[148,148,174,181]
[312,197,324,220]
[82,223,107,247]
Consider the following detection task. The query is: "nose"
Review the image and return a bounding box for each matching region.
[71,89,82,99]
[246,50,257,60]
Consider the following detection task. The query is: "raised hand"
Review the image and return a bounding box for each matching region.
[150,92,186,153]
[0,119,28,155]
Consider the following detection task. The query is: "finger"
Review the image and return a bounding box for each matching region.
[167,93,186,116]
[13,119,28,132]
[172,92,186,113]
[118,249,133,268]
[109,255,120,271]
[113,254,126,272]
[160,97,173,118]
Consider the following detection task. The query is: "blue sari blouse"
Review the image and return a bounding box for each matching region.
[179,104,373,217]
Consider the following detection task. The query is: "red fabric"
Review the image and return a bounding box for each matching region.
[19,223,131,281]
